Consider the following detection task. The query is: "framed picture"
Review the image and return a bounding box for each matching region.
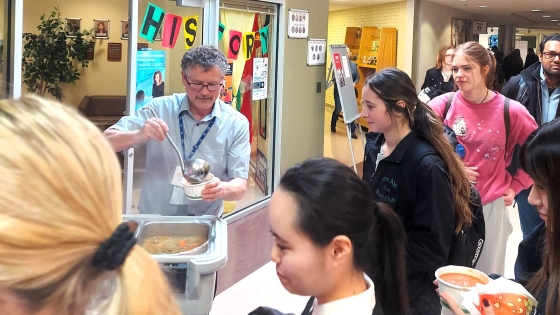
[107,43,122,62]
[65,18,81,37]
[451,17,473,46]
[121,20,129,40]
[155,27,162,41]
[84,42,95,61]
[137,43,148,50]
[93,19,110,39]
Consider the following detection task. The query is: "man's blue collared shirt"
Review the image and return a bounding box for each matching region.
[540,66,560,123]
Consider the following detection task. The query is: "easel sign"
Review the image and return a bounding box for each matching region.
[328,44,364,174]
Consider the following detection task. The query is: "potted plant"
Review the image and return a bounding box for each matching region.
[22,6,94,101]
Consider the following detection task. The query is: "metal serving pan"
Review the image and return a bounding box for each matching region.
[136,222,210,256]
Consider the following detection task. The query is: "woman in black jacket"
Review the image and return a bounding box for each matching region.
[361,68,473,315]
[420,45,455,100]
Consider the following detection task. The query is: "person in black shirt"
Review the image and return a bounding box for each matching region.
[152,70,165,98]
[419,45,455,101]
[502,49,524,81]
[524,48,540,69]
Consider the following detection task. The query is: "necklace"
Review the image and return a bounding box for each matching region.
[480,89,489,103]
[441,70,452,81]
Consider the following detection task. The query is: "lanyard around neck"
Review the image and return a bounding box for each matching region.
[178,112,215,162]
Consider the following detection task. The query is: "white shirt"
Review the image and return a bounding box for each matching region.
[311,274,376,315]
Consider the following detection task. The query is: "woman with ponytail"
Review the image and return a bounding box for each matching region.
[268,157,409,315]
[361,67,473,315]
[428,41,537,276]
[0,95,181,315]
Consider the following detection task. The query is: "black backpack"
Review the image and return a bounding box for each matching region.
[441,92,498,268]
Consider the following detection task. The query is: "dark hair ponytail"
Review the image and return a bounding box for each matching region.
[279,157,409,315]
[367,202,409,315]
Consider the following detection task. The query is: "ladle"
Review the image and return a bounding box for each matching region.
[142,107,210,183]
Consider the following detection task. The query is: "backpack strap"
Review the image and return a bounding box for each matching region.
[443,92,456,121]
[504,97,510,142]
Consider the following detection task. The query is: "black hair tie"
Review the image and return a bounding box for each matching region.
[92,223,136,271]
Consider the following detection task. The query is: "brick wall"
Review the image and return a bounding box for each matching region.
[326,1,406,107]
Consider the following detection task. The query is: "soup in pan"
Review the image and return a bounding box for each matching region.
[440,273,488,287]
[142,235,208,255]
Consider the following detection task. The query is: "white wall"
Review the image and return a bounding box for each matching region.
[416,0,476,90]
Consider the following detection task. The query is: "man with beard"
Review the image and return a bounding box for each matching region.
[104,46,250,216]
[501,34,560,238]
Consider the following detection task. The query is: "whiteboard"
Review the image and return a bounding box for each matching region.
[329,45,361,124]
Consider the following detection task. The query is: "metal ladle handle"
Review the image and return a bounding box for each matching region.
[142,107,185,173]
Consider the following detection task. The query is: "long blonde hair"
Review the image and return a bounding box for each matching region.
[0,95,181,315]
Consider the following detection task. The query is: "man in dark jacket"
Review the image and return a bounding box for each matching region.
[501,34,560,238]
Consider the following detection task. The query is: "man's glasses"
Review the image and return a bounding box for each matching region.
[543,51,560,60]
[183,75,223,91]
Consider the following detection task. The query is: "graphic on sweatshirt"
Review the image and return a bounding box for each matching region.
[452,116,468,137]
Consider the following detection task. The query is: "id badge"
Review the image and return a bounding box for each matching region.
[170,166,185,205]
[170,186,184,205]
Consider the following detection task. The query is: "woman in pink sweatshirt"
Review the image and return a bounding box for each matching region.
[429,41,538,275]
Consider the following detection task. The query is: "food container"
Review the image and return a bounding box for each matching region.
[436,265,490,315]
[182,173,214,200]
[124,214,227,315]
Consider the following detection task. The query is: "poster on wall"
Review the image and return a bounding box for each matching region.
[220,60,234,105]
[307,38,326,66]
[252,58,268,101]
[255,149,268,195]
[333,52,346,88]
[288,9,309,39]
[94,19,110,39]
[65,18,81,37]
[135,50,166,110]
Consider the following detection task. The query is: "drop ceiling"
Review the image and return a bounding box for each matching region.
[329,0,560,30]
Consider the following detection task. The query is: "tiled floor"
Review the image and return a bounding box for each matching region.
[209,108,524,314]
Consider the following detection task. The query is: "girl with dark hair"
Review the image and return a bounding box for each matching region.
[269,157,409,315]
[429,41,537,276]
[443,119,560,315]
[361,67,473,314]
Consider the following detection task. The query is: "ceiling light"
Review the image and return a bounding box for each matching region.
[552,19,559,22]
[459,0,467,2]
[531,9,541,12]
[544,15,551,18]
[479,5,487,8]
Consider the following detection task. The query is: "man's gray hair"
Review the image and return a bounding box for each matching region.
[181,45,228,75]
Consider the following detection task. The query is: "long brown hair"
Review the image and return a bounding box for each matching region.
[521,120,560,315]
[454,41,496,89]
[364,68,472,233]
[436,45,454,69]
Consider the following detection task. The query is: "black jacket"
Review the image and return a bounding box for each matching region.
[501,62,560,126]
[421,67,455,98]
[363,131,455,302]
[514,222,549,315]
[524,54,540,69]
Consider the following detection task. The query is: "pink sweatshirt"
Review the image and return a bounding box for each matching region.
[429,91,538,204]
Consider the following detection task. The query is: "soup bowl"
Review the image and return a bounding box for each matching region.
[182,173,214,200]
[436,265,490,314]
